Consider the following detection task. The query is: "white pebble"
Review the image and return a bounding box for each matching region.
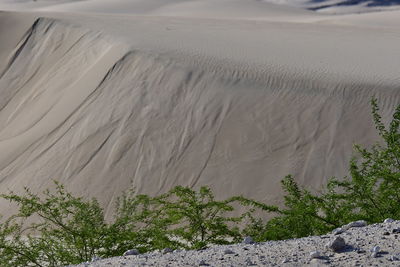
[123,249,140,256]
[384,218,395,223]
[309,251,321,259]
[345,220,367,229]
[243,236,254,244]
[370,246,380,253]
[390,254,400,261]
[224,248,235,254]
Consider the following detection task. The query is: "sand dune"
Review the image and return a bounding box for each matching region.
[0,1,399,218]
[1,0,399,14]
[262,0,400,13]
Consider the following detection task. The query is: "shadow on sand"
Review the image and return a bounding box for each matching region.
[308,0,400,10]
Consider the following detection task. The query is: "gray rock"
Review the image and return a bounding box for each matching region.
[327,237,346,252]
[384,218,395,223]
[354,248,366,254]
[370,246,380,253]
[371,252,379,258]
[245,258,255,266]
[332,228,345,235]
[344,220,367,230]
[309,251,322,259]
[123,249,140,256]
[199,260,209,266]
[243,236,254,244]
[223,248,235,254]
[389,254,400,261]
[162,248,174,254]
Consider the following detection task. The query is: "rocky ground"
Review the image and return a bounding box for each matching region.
[75,220,400,266]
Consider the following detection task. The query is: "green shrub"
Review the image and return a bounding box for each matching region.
[0,182,110,266]
[0,184,264,266]
[115,186,266,250]
[334,97,400,221]
[250,97,400,240]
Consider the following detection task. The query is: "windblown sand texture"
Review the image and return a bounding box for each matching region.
[0,0,399,218]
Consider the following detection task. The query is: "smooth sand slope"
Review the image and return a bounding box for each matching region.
[0,0,399,218]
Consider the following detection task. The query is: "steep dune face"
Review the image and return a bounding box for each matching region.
[0,16,400,218]
[0,12,37,74]
[0,18,128,212]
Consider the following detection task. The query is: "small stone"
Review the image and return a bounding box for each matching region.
[282,258,289,263]
[384,218,395,223]
[371,252,379,258]
[199,260,209,266]
[383,231,390,236]
[392,228,400,234]
[245,258,255,266]
[370,246,380,253]
[355,248,366,254]
[327,237,346,252]
[389,254,400,261]
[123,249,140,256]
[345,220,367,229]
[332,228,345,235]
[162,248,174,254]
[224,248,235,254]
[310,251,322,259]
[243,236,254,244]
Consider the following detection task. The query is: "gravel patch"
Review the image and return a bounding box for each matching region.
[73,220,400,266]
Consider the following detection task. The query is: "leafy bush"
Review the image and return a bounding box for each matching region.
[0,184,265,266]
[0,182,110,266]
[148,186,244,249]
[114,186,272,250]
[250,97,400,240]
[334,97,400,222]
